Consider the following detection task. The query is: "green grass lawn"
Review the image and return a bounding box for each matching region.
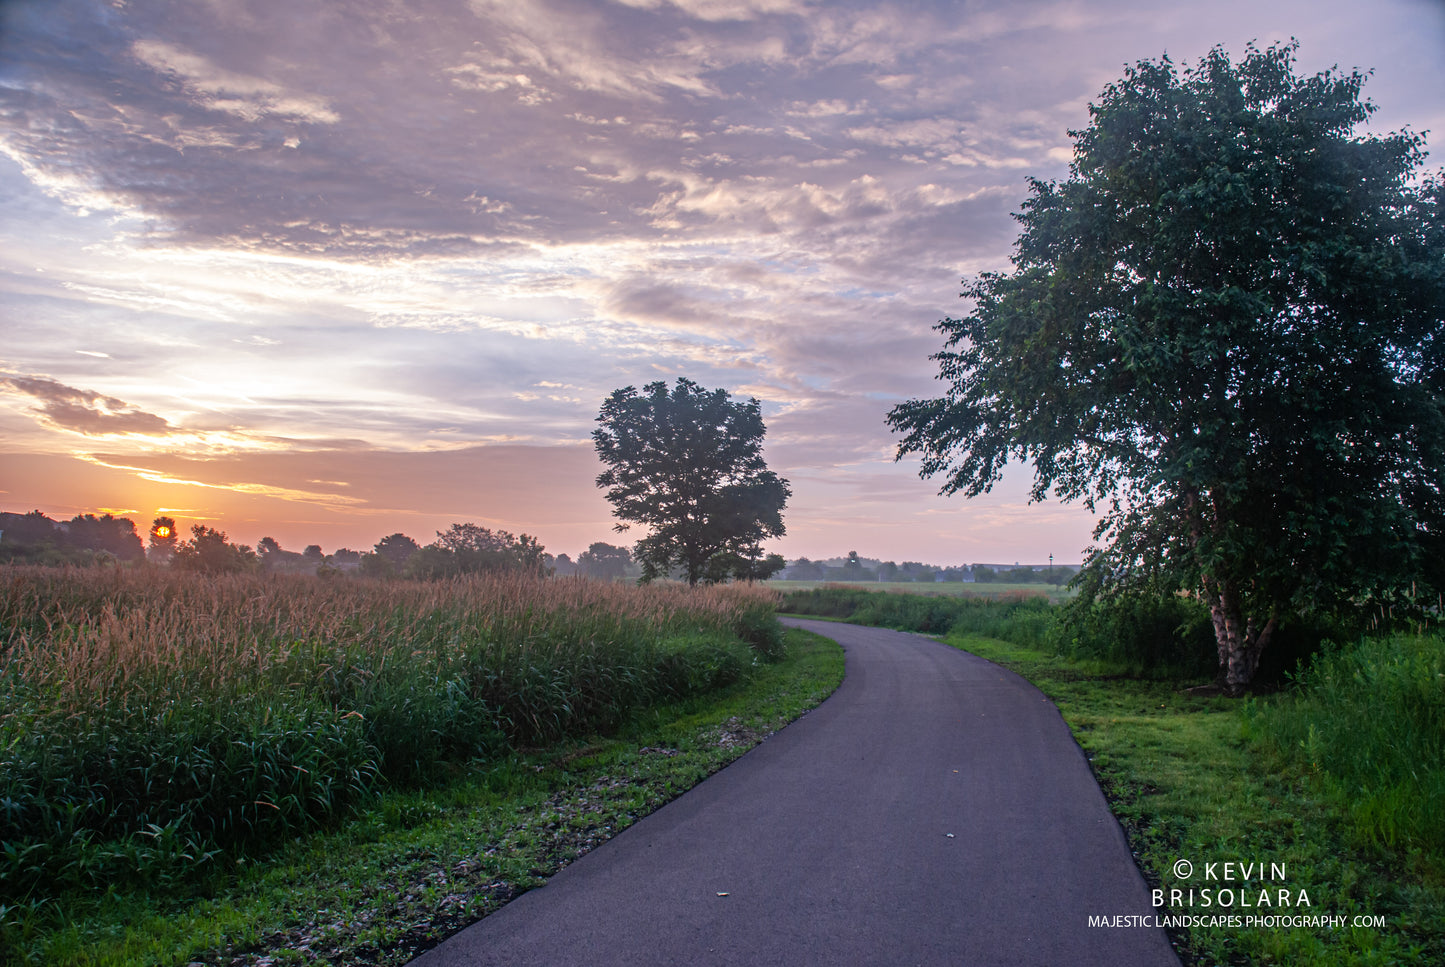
[949,632,1444,966]
[3,629,845,967]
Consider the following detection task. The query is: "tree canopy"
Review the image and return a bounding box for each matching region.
[404,523,547,579]
[171,524,258,574]
[887,43,1445,693]
[148,516,177,562]
[577,541,632,582]
[0,510,143,565]
[593,378,790,585]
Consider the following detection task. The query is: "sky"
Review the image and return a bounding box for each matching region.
[2,0,1443,567]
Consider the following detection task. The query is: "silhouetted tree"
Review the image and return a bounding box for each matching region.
[171,525,257,574]
[899,562,934,583]
[65,514,144,560]
[577,542,631,582]
[149,517,178,562]
[788,557,827,581]
[373,533,420,569]
[0,511,65,564]
[405,523,547,579]
[593,378,790,585]
[0,510,59,545]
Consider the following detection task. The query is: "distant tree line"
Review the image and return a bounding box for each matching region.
[0,510,675,584]
[4,376,795,588]
[0,511,144,566]
[2,509,1068,589]
[972,565,1073,586]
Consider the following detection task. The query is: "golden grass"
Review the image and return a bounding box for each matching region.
[1,567,779,712]
[0,565,782,900]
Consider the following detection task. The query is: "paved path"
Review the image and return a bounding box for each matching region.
[410,619,1179,966]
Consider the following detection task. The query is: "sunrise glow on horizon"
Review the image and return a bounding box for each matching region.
[3,0,1443,566]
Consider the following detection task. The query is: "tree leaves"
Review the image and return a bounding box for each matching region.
[888,42,1445,690]
[593,378,790,585]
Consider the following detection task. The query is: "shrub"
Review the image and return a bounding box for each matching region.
[1048,586,1344,683]
[1246,634,1445,854]
[1047,591,1218,678]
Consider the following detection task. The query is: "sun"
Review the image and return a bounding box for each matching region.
[150,517,178,545]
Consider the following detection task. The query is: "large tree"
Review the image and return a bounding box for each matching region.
[577,541,632,582]
[171,525,258,574]
[414,522,547,578]
[65,514,144,561]
[888,43,1445,694]
[148,516,178,562]
[594,378,791,585]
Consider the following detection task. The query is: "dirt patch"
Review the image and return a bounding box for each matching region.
[707,716,768,749]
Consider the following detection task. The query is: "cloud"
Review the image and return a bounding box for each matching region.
[3,0,1442,565]
[76,455,370,508]
[0,0,1069,257]
[130,39,340,124]
[460,0,725,101]
[613,0,805,22]
[72,441,618,542]
[0,375,173,436]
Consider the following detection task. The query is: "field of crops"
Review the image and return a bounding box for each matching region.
[0,566,782,904]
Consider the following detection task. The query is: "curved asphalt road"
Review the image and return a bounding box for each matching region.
[410,619,1179,967]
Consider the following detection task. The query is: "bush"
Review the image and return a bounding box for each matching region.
[1048,587,1343,683]
[733,604,787,661]
[0,695,379,892]
[653,633,751,696]
[781,584,1319,682]
[1246,634,1445,853]
[1047,591,1217,678]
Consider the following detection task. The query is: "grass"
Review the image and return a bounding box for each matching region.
[1,627,844,966]
[947,632,1444,966]
[1244,634,1445,864]
[0,566,783,904]
[766,579,1077,603]
[13,570,1438,965]
[777,584,1056,644]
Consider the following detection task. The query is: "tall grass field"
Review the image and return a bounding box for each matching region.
[0,566,783,906]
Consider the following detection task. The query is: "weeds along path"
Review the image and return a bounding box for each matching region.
[411,618,1179,967]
